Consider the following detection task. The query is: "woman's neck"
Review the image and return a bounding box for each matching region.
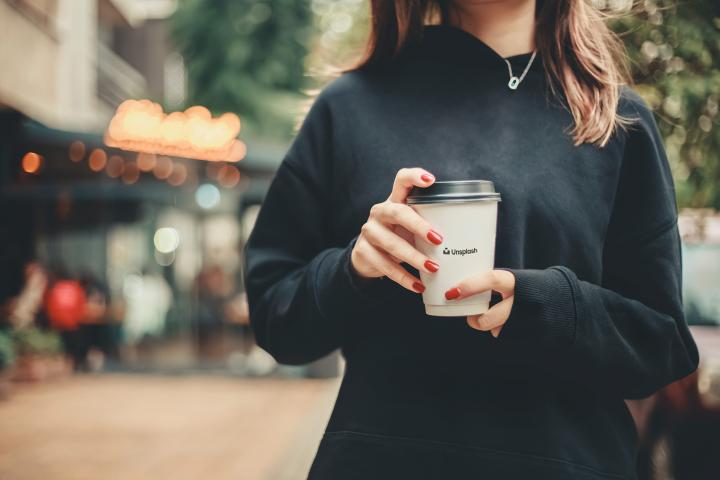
[446,0,537,57]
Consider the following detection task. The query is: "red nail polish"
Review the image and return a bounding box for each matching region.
[424,260,439,272]
[420,173,434,183]
[413,282,425,293]
[445,287,461,300]
[426,230,443,245]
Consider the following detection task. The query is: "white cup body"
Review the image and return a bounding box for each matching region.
[411,200,499,317]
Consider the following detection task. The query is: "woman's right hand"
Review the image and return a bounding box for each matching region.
[350,168,444,293]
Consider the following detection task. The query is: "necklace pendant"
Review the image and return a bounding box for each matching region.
[508,76,520,90]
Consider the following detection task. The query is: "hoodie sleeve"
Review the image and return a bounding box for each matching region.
[242,91,388,366]
[499,92,699,399]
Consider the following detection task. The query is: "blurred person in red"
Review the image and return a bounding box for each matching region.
[45,271,87,370]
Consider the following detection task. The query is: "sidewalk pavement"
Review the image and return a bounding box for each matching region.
[0,374,340,480]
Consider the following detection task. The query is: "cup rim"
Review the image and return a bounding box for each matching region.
[407,180,501,205]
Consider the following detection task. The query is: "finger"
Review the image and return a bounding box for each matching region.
[490,326,503,338]
[392,224,415,246]
[362,220,439,274]
[466,295,514,332]
[445,270,515,301]
[388,167,435,203]
[389,225,412,262]
[361,242,424,293]
[374,202,443,246]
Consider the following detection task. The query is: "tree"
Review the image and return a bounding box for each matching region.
[611,1,720,209]
[171,0,314,142]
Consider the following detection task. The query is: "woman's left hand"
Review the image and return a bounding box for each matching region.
[444,270,516,338]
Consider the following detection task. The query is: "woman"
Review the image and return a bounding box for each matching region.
[243,0,699,478]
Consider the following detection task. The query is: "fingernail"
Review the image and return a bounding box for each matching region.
[491,330,499,338]
[424,260,439,272]
[420,173,435,183]
[426,229,443,245]
[413,282,426,293]
[445,287,461,300]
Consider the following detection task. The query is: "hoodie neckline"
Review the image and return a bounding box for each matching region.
[410,24,541,74]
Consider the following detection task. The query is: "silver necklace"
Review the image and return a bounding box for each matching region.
[503,50,537,90]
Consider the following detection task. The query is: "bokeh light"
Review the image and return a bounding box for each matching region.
[68,141,86,162]
[137,152,157,172]
[195,183,221,209]
[167,163,188,186]
[105,100,244,162]
[88,149,108,172]
[154,250,176,267]
[153,156,174,180]
[228,140,247,162]
[217,164,240,188]
[330,12,353,33]
[21,152,42,174]
[153,227,180,254]
[106,155,125,178]
[121,162,140,184]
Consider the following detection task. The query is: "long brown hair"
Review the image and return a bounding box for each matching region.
[354,0,632,147]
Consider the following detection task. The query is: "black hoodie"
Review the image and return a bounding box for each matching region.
[243,25,699,480]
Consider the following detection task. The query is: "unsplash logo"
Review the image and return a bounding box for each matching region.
[442,247,478,256]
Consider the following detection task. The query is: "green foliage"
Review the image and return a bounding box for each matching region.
[0,329,15,370]
[612,1,720,209]
[171,0,314,141]
[12,327,63,357]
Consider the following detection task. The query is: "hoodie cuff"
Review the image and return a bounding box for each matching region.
[498,267,577,346]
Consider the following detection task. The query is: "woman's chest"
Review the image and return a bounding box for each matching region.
[330,97,624,269]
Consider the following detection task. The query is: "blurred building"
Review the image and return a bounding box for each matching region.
[0,0,177,131]
[0,0,293,374]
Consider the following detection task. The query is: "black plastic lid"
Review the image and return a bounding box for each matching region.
[406,180,501,205]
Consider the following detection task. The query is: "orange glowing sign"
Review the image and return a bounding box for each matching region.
[105,100,246,162]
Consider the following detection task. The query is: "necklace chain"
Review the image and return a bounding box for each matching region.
[503,50,537,90]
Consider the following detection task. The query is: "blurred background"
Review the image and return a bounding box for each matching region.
[0,1,717,479]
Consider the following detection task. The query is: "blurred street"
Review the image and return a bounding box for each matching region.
[0,375,339,480]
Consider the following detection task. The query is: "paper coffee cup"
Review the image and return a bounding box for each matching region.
[407,180,501,317]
